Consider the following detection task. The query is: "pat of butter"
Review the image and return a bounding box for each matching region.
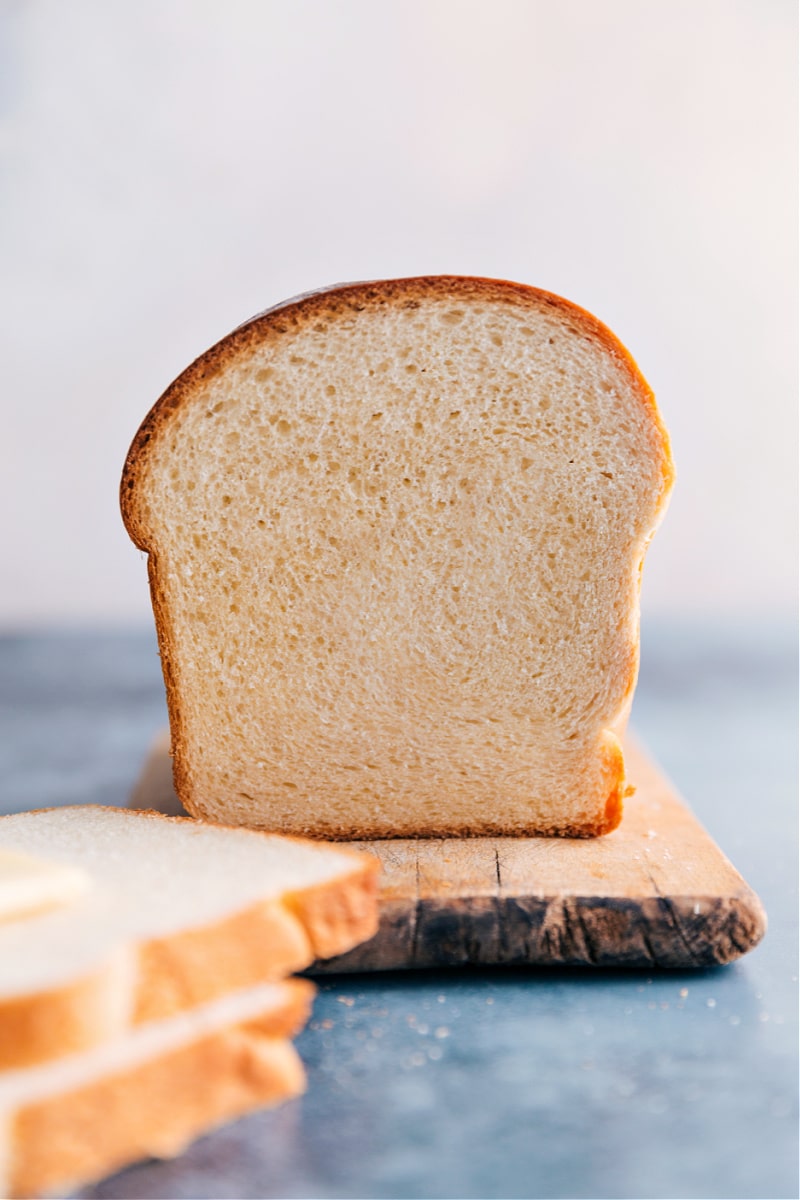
[0,849,91,921]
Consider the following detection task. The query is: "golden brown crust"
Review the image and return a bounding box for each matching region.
[145,552,192,810]
[593,731,626,836]
[133,900,313,1025]
[250,818,620,840]
[282,862,381,960]
[133,861,378,1021]
[0,808,377,1069]
[9,982,312,1197]
[0,967,128,1072]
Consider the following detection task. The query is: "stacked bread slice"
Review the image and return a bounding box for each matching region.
[0,806,378,1197]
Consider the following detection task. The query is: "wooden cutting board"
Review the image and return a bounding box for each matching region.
[129,732,766,970]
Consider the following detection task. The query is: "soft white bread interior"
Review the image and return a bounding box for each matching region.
[121,276,673,839]
[0,806,377,1069]
[0,978,312,1198]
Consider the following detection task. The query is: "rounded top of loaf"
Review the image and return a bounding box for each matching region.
[120,275,673,548]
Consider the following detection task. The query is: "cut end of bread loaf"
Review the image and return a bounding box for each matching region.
[121,276,673,839]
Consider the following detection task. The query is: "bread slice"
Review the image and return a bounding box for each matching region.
[0,807,377,1069]
[0,978,312,1198]
[121,276,673,839]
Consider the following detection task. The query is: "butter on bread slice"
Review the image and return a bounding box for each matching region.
[0,848,90,921]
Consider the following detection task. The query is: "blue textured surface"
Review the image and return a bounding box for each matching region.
[0,623,796,1200]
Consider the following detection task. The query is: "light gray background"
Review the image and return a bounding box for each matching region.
[0,9,796,1196]
[1,0,796,627]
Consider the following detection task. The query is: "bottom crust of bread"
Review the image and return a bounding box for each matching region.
[281,815,625,840]
[7,989,311,1198]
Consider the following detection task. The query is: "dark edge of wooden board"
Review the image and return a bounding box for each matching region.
[309,888,766,973]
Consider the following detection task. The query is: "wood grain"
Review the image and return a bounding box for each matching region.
[130,733,766,970]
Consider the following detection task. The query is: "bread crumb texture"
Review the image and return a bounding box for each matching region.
[122,277,673,838]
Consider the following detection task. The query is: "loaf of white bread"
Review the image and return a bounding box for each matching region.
[122,276,674,838]
[0,807,378,1196]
